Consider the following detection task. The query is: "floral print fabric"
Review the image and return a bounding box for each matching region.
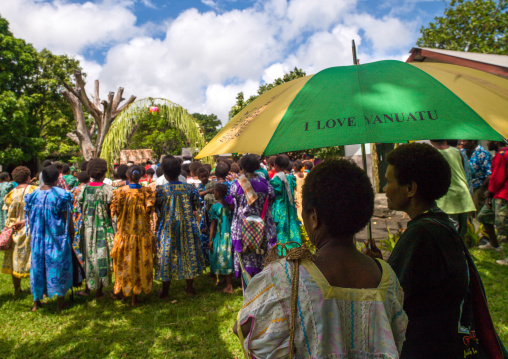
[238,258,408,358]
[25,187,74,301]
[78,184,115,290]
[155,182,205,281]
[270,173,302,255]
[111,186,155,296]
[230,175,276,278]
[209,202,233,275]
[71,185,84,266]
[462,144,492,189]
[1,185,37,278]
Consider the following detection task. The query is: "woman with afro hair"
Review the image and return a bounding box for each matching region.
[77,158,115,298]
[366,143,471,358]
[25,165,74,311]
[1,166,38,295]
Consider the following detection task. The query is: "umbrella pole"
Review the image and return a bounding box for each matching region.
[352,40,374,250]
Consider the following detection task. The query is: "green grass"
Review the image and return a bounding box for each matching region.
[0,253,244,359]
[1,246,507,358]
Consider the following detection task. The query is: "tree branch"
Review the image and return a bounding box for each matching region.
[66,132,80,145]
[112,87,125,111]
[112,95,137,119]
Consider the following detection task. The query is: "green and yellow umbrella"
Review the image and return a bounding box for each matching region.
[196,60,508,159]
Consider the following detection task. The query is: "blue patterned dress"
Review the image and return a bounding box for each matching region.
[155,182,205,281]
[25,187,74,301]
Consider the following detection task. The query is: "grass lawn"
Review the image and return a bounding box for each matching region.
[1,246,507,358]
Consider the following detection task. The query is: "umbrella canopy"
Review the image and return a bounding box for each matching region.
[196,60,508,159]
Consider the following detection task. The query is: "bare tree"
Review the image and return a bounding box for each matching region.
[62,70,136,160]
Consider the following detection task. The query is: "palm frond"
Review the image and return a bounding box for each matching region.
[101,98,212,169]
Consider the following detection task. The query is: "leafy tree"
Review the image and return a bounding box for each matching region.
[0,16,82,168]
[191,112,222,141]
[228,67,307,121]
[417,0,508,54]
[128,110,185,158]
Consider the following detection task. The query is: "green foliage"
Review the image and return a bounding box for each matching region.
[464,220,485,248]
[129,112,185,158]
[417,0,508,54]
[0,16,82,167]
[191,113,222,141]
[379,222,403,254]
[101,98,212,168]
[228,67,307,121]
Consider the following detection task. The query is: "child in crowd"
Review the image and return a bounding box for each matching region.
[78,158,115,298]
[270,155,302,255]
[112,164,128,188]
[188,161,203,187]
[111,165,156,306]
[267,156,277,179]
[155,156,205,297]
[208,183,234,294]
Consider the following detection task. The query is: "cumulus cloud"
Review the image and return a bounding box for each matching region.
[0,0,140,53]
[0,0,422,125]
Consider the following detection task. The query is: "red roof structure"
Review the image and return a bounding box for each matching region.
[406,47,508,79]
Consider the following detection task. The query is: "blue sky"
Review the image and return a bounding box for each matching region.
[0,0,449,123]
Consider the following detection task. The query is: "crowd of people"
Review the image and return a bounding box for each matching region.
[1,139,507,358]
[0,153,308,309]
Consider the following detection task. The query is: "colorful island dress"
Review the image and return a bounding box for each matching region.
[25,187,74,300]
[238,258,408,358]
[111,185,156,296]
[2,185,37,278]
[78,183,115,290]
[71,185,84,265]
[155,182,205,281]
[270,172,302,255]
[209,202,233,275]
[230,175,276,279]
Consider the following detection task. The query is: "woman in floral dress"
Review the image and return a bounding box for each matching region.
[78,159,115,298]
[1,167,37,294]
[230,154,276,282]
[156,156,205,298]
[71,171,90,266]
[111,165,156,305]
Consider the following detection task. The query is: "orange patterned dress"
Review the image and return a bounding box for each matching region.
[110,186,156,297]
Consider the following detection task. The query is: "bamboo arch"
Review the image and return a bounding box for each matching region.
[100,98,212,167]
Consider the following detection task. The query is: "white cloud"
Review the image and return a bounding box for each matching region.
[0,0,140,53]
[0,0,423,127]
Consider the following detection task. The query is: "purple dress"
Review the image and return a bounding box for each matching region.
[230,175,276,278]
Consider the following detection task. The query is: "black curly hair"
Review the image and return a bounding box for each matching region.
[126,165,142,182]
[116,164,128,180]
[239,154,259,173]
[0,172,10,182]
[214,183,228,198]
[161,155,181,179]
[42,165,59,185]
[11,166,31,184]
[386,143,451,203]
[156,167,163,178]
[275,155,289,169]
[302,159,374,237]
[197,167,209,177]
[80,161,89,171]
[62,164,71,175]
[189,161,203,176]
[215,162,229,179]
[77,171,90,184]
[86,158,108,180]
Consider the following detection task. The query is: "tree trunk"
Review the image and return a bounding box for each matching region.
[62,71,136,159]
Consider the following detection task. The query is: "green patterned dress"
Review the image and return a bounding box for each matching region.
[209,202,233,275]
[269,173,302,255]
[78,183,115,290]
